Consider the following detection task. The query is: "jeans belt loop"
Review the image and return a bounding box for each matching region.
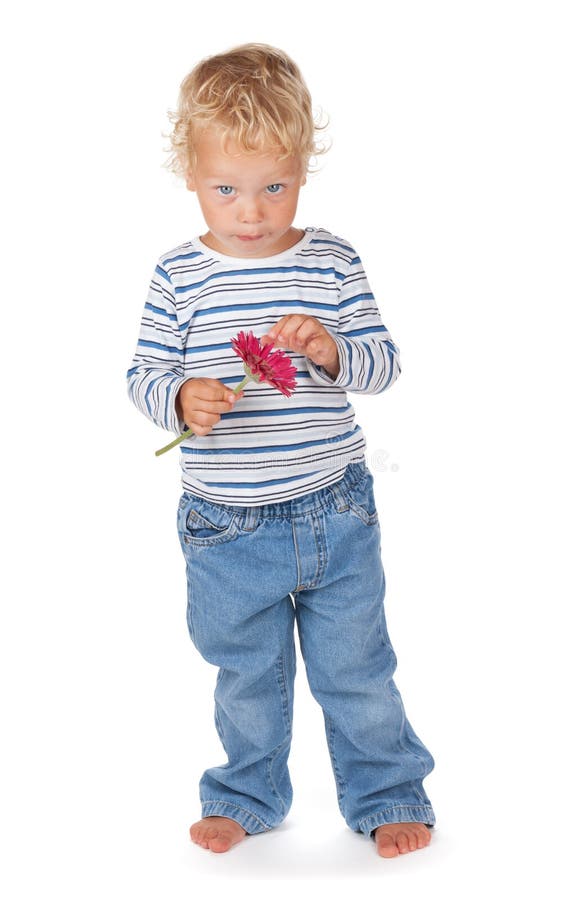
[242,505,259,532]
[328,477,349,513]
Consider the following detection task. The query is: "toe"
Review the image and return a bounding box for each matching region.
[397,830,410,854]
[416,825,431,849]
[207,834,233,853]
[190,822,217,849]
[406,829,418,851]
[376,832,399,858]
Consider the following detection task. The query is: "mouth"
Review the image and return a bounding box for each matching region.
[236,234,264,241]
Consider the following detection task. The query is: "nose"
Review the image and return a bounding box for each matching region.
[238,196,264,224]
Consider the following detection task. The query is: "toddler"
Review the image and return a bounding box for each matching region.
[127,43,436,858]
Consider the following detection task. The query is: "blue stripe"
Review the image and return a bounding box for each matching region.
[363,345,375,390]
[192,469,328,489]
[155,265,172,283]
[345,338,354,384]
[163,250,204,265]
[383,346,396,390]
[145,302,178,322]
[343,325,388,338]
[137,339,181,354]
[181,427,361,456]
[339,293,375,310]
[174,265,338,294]
[215,370,324,384]
[221,403,352,421]
[183,297,339,327]
[310,238,355,254]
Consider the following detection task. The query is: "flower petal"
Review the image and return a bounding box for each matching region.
[231,330,297,396]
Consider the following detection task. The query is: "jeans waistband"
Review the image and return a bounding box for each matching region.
[214,460,369,528]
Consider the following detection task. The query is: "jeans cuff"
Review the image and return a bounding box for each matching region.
[201,800,274,835]
[358,805,436,836]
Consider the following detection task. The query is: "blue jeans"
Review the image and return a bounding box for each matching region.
[176,460,436,836]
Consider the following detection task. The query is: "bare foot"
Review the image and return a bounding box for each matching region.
[373,822,432,857]
[189,816,247,853]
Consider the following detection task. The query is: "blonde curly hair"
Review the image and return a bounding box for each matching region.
[163,43,330,179]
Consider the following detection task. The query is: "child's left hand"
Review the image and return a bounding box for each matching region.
[262,315,340,377]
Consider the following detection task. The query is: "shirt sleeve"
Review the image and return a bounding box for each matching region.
[305,248,401,394]
[126,261,188,434]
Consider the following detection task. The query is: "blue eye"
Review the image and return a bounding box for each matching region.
[266,184,283,194]
[217,186,234,196]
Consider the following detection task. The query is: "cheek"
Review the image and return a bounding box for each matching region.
[201,201,229,226]
[274,196,298,221]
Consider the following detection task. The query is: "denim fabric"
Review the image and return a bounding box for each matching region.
[176,460,436,836]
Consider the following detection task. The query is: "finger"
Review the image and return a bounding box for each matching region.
[280,319,325,353]
[263,315,302,345]
[195,378,239,403]
[185,407,221,427]
[187,423,215,437]
[183,417,219,437]
[184,381,243,413]
[293,319,326,350]
[186,396,238,415]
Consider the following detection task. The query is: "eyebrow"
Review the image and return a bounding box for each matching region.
[204,168,299,181]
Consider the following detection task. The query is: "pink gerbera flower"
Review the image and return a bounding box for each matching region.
[155,330,297,456]
[231,329,297,397]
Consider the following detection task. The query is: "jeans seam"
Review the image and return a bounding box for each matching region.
[324,715,347,817]
[201,799,272,832]
[388,681,432,780]
[185,591,197,646]
[264,650,293,815]
[292,511,327,591]
[308,511,324,588]
[291,518,302,589]
[275,647,292,734]
[214,698,225,746]
[266,740,290,816]
[359,805,436,833]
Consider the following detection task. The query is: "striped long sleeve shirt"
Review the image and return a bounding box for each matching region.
[126,226,401,505]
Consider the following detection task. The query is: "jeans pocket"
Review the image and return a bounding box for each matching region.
[177,493,240,547]
[344,470,379,526]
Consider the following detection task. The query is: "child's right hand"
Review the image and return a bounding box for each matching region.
[175,378,243,437]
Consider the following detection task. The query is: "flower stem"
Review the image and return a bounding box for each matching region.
[234,375,251,393]
[154,375,252,456]
[154,429,194,456]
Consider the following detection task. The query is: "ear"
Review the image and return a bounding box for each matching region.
[185,167,196,192]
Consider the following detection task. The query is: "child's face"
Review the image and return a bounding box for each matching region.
[186,126,307,258]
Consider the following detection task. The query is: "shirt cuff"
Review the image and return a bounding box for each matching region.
[305,333,350,387]
[167,375,190,433]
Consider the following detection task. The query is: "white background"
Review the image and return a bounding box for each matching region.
[2,1,577,896]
